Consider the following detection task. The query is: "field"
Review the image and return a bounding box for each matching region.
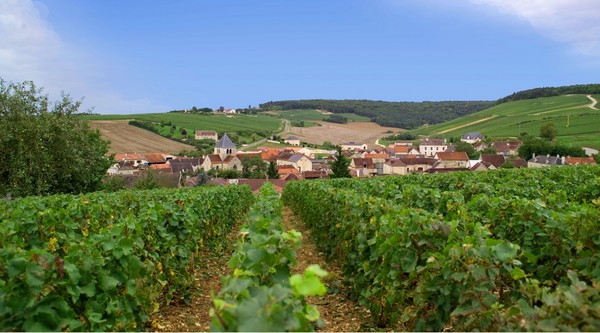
[286,121,400,147]
[87,120,194,154]
[410,94,600,148]
[266,109,371,123]
[83,113,284,134]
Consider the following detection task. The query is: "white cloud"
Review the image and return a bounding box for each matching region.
[0,0,166,113]
[471,0,600,56]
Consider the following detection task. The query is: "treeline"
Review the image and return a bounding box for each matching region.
[497,83,600,104]
[259,100,493,129]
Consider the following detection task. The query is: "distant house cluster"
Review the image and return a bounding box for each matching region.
[108,129,596,192]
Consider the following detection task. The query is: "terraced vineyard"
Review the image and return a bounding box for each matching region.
[283,166,600,331]
[411,95,600,148]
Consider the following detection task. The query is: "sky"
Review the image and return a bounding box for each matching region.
[1,0,599,114]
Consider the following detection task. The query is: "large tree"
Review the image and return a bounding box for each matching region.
[329,146,351,178]
[0,79,112,197]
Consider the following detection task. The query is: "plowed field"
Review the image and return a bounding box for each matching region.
[87,120,194,155]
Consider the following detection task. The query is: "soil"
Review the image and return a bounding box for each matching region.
[286,121,400,148]
[148,206,374,332]
[87,120,194,155]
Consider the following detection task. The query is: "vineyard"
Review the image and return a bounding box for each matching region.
[283,166,600,331]
[0,186,253,331]
[1,166,599,331]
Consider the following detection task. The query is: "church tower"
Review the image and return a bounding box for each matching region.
[214,133,237,160]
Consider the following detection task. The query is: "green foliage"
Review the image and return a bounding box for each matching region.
[282,166,600,331]
[324,114,348,124]
[0,186,254,331]
[267,161,279,179]
[518,137,587,159]
[496,84,600,104]
[329,147,351,178]
[454,141,478,159]
[0,79,113,197]
[501,271,600,331]
[540,123,557,141]
[260,100,493,129]
[211,183,326,332]
[209,168,241,179]
[133,171,161,190]
[241,156,267,179]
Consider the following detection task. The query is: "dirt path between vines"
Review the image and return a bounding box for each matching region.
[148,227,239,332]
[149,207,373,332]
[281,207,374,332]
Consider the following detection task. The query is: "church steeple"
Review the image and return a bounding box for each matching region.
[214,133,237,160]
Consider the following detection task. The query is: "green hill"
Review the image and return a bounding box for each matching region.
[82,112,284,144]
[410,94,600,149]
[259,100,494,129]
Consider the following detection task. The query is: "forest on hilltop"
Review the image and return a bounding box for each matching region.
[496,83,600,104]
[259,100,493,129]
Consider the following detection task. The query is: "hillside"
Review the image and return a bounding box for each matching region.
[259,100,494,129]
[87,120,194,154]
[82,112,284,145]
[410,94,600,148]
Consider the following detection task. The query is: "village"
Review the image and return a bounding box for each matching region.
[108,130,598,192]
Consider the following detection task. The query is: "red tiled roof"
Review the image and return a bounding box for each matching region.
[565,157,596,165]
[435,152,469,161]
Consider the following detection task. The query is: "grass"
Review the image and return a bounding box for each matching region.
[410,95,600,149]
[267,109,371,122]
[83,112,284,133]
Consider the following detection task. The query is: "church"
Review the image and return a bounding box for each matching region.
[200,133,242,171]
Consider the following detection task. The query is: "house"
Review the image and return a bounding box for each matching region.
[420,138,449,157]
[276,153,313,172]
[382,157,437,175]
[470,162,493,172]
[302,170,329,179]
[169,158,202,174]
[390,145,421,157]
[461,132,484,144]
[473,141,488,152]
[434,151,470,168]
[341,142,368,151]
[583,147,599,157]
[107,161,138,176]
[223,108,237,114]
[491,141,522,156]
[527,154,565,168]
[350,158,376,177]
[284,136,301,146]
[276,165,300,178]
[143,153,167,165]
[195,130,218,141]
[201,133,242,171]
[564,157,597,165]
[114,153,148,168]
[480,154,506,169]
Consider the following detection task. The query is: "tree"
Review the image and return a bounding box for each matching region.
[454,141,477,159]
[329,147,351,178]
[540,123,557,141]
[0,79,112,197]
[241,156,267,178]
[267,161,279,179]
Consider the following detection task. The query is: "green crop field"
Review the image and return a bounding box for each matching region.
[83,112,284,133]
[410,95,600,148]
[267,109,371,123]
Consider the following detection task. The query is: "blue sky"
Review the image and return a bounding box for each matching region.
[1,0,599,114]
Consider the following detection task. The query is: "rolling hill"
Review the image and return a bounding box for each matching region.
[410,94,600,149]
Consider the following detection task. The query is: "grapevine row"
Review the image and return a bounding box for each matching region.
[0,186,254,331]
[211,183,327,332]
[282,166,600,331]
